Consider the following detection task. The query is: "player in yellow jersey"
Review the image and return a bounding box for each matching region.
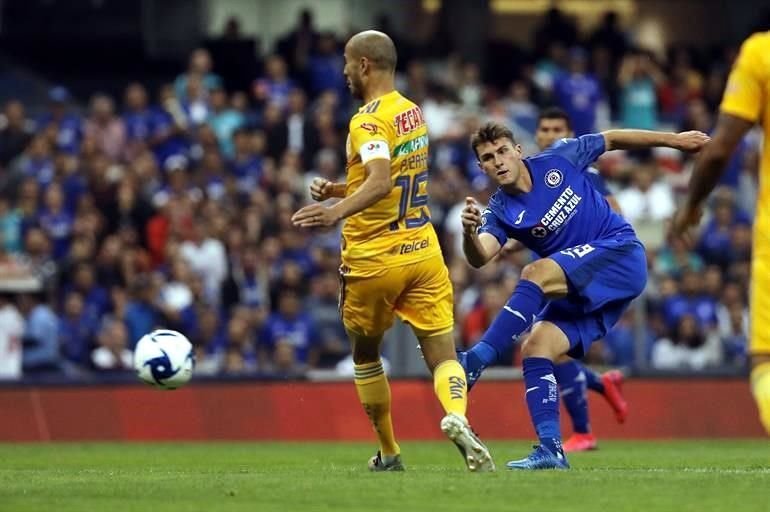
[291,30,495,471]
[671,31,770,434]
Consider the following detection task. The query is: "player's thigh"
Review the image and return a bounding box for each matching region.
[521,321,571,359]
[395,254,455,337]
[751,248,770,357]
[549,238,647,311]
[340,270,402,339]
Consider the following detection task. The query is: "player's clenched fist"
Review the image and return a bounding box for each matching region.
[310,177,334,202]
[461,197,481,235]
[672,131,711,152]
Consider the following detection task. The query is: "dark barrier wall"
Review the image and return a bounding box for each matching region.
[0,379,764,441]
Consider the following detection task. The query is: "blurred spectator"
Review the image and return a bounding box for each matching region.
[275,8,319,79]
[84,93,127,161]
[34,86,82,154]
[191,306,226,376]
[588,11,628,65]
[618,52,664,130]
[306,271,349,367]
[59,290,96,370]
[174,48,223,103]
[37,183,74,260]
[123,275,160,348]
[534,7,578,51]
[696,189,751,268]
[10,134,55,188]
[20,291,60,373]
[223,308,258,374]
[91,316,133,371]
[654,236,704,278]
[260,290,319,373]
[229,128,265,193]
[553,47,603,135]
[651,314,722,370]
[179,220,227,305]
[0,196,23,254]
[253,55,295,111]
[506,81,539,137]
[0,100,33,167]
[0,293,25,379]
[208,88,244,158]
[616,163,675,251]
[660,269,717,331]
[307,32,345,99]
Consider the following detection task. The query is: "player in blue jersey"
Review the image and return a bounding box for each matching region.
[532,107,628,453]
[460,122,709,469]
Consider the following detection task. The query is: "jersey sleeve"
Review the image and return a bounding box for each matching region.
[477,207,508,247]
[585,166,611,196]
[548,133,606,170]
[720,33,768,123]
[349,114,391,164]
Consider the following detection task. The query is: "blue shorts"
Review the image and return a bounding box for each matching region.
[535,237,647,358]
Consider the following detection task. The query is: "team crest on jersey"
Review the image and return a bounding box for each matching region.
[545,169,563,188]
[531,225,548,238]
[360,122,378,135]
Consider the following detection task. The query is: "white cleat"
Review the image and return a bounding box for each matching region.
[440,413,496,472]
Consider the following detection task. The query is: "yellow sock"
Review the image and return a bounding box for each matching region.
[751,362,770,435]
[433,360,468,417]
[354,361,400,456]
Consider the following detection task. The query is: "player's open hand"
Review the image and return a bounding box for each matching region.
[668,204,703,246]
[310,177,334,202]
[673,131,711,152]
[461,197,481,235]
[291,203,341,228]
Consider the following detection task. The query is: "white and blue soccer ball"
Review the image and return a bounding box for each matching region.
[133,329,195,390]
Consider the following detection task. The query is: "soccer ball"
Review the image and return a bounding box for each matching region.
[133,329,195,390]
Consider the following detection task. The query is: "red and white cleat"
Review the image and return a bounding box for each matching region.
[562,433,598,453]
[601,370,628,424]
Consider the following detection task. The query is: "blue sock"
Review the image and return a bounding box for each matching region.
[523,357,562,454]
[584,367,605,394]
[468,280,546,367]
[555,361,590,434]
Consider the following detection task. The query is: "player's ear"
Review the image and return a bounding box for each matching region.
[514,144,523,156]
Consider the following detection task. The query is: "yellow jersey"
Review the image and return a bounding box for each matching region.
[720,31,770,234]
[341,90,441,276]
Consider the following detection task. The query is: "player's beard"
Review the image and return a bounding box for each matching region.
[348,74,364,99]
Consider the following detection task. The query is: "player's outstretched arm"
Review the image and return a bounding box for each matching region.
[461,197,502,268]
[670,112,754,238]
[601,129,710,152]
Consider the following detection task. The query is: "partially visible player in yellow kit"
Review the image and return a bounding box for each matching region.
[671,31,770,434]
[292,30,495,471]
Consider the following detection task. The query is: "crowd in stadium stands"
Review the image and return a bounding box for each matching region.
[0,8,756,380]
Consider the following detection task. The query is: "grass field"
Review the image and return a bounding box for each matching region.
[0,440,768,512]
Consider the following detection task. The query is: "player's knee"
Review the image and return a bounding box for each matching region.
[519,261,544,286]
[520,260,556,289]
[521,335,555,359]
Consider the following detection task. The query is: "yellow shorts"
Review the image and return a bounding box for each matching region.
[751,235,770,355]
[339,253,454,338]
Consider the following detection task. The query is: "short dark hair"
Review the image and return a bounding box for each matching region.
[537,107,572,130]
[470,122,516,158]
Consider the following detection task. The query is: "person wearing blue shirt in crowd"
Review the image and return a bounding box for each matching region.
[35,86,82,155]
[20,291,60,374]
[458,121,708,469]
[553,47,603,136]
[260,290,319,373]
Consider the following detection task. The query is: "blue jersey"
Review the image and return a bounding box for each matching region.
[479,134,634,258]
